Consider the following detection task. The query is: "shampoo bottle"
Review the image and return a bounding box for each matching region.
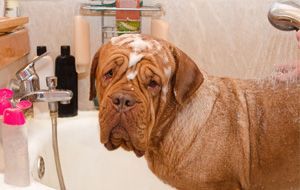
[55,46,78,117]
[116,0,141,34]
[2,107,30,187]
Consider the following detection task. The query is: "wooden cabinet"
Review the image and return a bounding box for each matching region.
[0,28,30,70]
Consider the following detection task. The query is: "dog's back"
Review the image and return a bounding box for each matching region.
[242,79,300,189]
[214,78,300,189]
[146,77,300,190]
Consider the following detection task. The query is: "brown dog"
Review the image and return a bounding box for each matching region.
[90,34,300,190]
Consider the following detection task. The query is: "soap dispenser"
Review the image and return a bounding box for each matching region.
[55,46,78,117]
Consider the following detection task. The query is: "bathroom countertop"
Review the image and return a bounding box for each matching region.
[0,174,54,190]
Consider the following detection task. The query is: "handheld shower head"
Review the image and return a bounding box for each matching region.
[268,1,300,31]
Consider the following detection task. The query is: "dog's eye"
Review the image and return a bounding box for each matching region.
[104,69,113,80]
[148,80,159,89]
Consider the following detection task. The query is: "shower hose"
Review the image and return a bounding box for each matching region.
[50,111,66,190]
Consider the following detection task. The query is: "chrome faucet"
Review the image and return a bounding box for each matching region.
[9,53,73,112]
[268,0,300,31]
[11,53,46,99]
[10,56,69,190]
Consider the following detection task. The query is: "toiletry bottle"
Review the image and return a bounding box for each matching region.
[2,107,30,187]
[116,0,141,34]
[34,46,54,119]
[5,0,20,17]
[74,16,91,74]
[0,88,13,173]
[55,45,78,117]
[35,46,54,89]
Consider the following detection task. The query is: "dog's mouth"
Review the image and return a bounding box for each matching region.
[104,125,145,157]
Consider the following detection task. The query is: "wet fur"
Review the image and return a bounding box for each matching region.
[90,35,300,190]
[146,76,300,190]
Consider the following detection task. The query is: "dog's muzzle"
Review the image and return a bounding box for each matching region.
[104,126,145,157]
[110,92,136,113]
[104,126,129,150]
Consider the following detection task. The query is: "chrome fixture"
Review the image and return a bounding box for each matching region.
[18,90,72,104]
[268,0,300,31]
[37,156,45,179]
[10,53,73,104]
[9,54,70,190]
[47,76,66,190]
[14,52,47,97]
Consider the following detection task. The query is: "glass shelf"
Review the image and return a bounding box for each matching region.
[79,3,164,43]
[80,4,164,17]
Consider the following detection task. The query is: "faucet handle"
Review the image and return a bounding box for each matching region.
[16,52,49,81]
[46,76,58,90]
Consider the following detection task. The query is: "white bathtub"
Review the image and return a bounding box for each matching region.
[26,111,173,190]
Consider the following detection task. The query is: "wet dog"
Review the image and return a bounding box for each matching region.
[90,34,300,190]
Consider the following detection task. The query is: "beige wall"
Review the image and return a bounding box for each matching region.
[0,0,298,108]
[161,0,298,79]
[18,0,103,110]
[0,57,27,88]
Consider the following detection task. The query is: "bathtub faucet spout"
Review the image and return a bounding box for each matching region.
[17,89,73,105]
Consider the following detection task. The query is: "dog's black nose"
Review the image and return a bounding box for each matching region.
[111,93,136,112]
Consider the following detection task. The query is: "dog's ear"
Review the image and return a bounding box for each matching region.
[89,48,101,101]
[170,45,204,105]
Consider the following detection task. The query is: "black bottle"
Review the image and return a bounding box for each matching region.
[37,46,47,56]
[55,46,78,117]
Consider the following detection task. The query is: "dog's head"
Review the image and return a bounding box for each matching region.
[90,34,203,157]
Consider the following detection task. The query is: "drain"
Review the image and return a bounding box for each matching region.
[37,156,45,179]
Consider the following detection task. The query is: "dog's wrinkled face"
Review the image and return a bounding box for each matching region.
[90,34,203,157]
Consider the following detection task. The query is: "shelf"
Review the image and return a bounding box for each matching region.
[0,29,30,70]
[0,17,29,33]
[104,30,139,34]
[79,3,164,44]
[80,4,164,17]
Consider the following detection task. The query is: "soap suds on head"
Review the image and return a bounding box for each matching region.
[111,34,162,54]
[151,40,162,51]
[129,38,153,52]
[164,66,172,79]
[129,52,144,68]
[127,70,138,80]
[111,34,169,84]
[111,34,141,46]
[161,66,172,102]
[162,85,168,102]
[163,53,169,64]
[115,37,136,47]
